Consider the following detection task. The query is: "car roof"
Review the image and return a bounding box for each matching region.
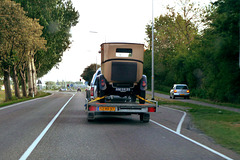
[90,67,101,84]
[174,84,188,86]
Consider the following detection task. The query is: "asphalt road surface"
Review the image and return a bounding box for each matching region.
[0,92,239,160]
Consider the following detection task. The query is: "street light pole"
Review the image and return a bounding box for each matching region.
[151,0,154,100]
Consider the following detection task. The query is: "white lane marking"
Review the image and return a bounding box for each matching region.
[176,111,186,134]
[150,120,233,160]
[19,93,75,160]
[0,93,54,111]
[159,106,186,134]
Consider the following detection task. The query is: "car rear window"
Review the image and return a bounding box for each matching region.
[176,86,188,89]
[116,48,132,57]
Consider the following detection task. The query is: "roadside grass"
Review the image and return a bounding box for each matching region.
[153,89,240,109]
[190,97,240,109]
[146,94,240,154]
[0,91,5,103]
[0,91,51,108]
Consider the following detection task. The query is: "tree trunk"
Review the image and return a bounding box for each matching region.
[12,65,21,98]
[3,68,12,101]
[31,55,37,95]
[20,69,27,97]
[28,55,33,97]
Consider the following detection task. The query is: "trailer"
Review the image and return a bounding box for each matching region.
[85,96,157,122]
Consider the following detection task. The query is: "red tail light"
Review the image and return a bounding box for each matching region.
[142,81,146,87]
[90,87,94,96]
[187,90,190,93]
[101,79,105,86]
[88,106,96,111]
[174,90,177,93]
[148,107,156,112]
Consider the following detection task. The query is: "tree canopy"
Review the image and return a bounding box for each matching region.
[144,0,240,103]
[13,0,79,77]
[0,0,79,101]
[81,64,100,84]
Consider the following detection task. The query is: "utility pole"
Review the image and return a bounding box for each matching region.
[151,0,155,100]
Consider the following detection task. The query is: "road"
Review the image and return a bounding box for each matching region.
[0,92,239,160]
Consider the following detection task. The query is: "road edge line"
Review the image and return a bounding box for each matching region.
[19,93,75,160]
[150,119,233,160]
[159,105,186,134]
[176,111,186,134]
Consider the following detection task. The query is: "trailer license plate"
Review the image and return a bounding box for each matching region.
[116,88,130,92]
[98,107,116,111]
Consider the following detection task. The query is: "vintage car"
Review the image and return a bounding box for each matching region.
[96,42,147,103]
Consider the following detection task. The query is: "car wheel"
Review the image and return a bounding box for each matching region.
[139,90,146,104]
[131,95,136,102]
[99,90,106,103]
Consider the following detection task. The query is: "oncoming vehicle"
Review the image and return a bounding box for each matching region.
[96,42,147,103]
[170,84,190,99]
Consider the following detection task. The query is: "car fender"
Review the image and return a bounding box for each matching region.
[98,74,107,90]
[140,75,147,91]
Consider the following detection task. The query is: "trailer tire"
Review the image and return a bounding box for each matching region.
[87,112,95,122]
[140,113,149,123]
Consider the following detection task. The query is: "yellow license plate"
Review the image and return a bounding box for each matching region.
[98,107,116,111]
[180,94,185,95]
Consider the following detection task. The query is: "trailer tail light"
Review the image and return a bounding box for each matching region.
[148,107,156,112]
[90,87,94,96]
[88,106,96,111]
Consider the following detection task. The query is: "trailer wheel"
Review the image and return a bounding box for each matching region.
[87,112,95,122]
[140,113,149,123]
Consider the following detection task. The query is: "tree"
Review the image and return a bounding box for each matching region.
[198,0,240,102]
[145,13,198,89]
[81,64,100,84]
[0,0,46,100]
[14,0,79,78]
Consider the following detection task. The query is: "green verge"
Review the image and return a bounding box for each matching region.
[147,94,240,154]
[153,90,240,109]
[0,91,51,108]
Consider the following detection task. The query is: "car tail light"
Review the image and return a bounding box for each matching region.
[148,107,156,112]
[142,81,146,87]
[187,90,190,93]
[174,90,177,93]
[88,106,96,111]
[90,87,94,96]
[101,79,105,86]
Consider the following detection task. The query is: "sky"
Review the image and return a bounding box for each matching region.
[41,0,213,83]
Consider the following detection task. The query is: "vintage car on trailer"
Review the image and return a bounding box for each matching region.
[96,42,147,103]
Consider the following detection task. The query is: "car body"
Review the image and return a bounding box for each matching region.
[170,84,190,99]
[59,88,67,91]
[96,42,147,103]
[90,68,101,99]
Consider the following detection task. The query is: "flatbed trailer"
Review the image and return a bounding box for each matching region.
[86,98,158,122]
